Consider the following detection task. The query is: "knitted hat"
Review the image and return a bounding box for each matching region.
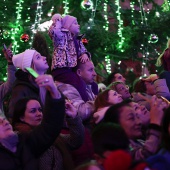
[62,15,77,30]
[12,49,36,72]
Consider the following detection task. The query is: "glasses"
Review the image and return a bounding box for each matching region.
[117,85,129,92]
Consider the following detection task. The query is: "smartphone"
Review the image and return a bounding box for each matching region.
[2,44,7,50]
[25,67,39,78]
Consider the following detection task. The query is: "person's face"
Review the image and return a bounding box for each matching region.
[20,100,43,126]
[32,51,49,74]
[107,90,123,105]
[130,102,150,126]
[77,60,97,84]
[144,81,156,95]
[114,73,126,83]
[0,117,15,140]
[119,106,142,139]
[116,83,131,99]
[69,20,80,36]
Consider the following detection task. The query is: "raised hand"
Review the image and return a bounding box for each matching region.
[2,43,13,62]
[65,100,78,118]
[150,95,167,125]
[79,53,89,63]
[35,74,61,99]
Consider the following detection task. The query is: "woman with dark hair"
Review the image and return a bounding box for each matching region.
[12,97,42,131]
[0,74,65,169]
[108,81,131,100]
[92,122,129,169]
[93,89,123,124]
[12,96,84,170]
[103,96,167,161]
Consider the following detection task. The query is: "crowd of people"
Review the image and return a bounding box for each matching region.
[0,13,170,170]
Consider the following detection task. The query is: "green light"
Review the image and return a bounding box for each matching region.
[81,0,93,10]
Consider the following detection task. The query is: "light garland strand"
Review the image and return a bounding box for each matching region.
[130,2,135,25]
[30,0,44,45]
[11,0,24,54]
[103,0,109,31]
[105,54,111,74]
[63,0,69,15]
[115,0,125,52]
[103,0,111,73]
[162,0,170,11]
[0,0,8,57]
[87,0,99,30]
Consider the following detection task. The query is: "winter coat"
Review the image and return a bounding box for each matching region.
[0,93,65,170]
[48,25,87,70]
[0,64,16,117]
[129,124,161,161]
[8,70,39,118]
[57,83,96,121]
[14,116,84,170]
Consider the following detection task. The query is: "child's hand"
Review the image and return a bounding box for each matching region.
[52,14,62,29]
[79,53,89,63]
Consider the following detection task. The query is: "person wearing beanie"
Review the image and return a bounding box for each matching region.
[12,49,36,72]
[8,49,49,118]
[48,13,92,100]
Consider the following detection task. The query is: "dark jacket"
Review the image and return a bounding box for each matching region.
[14,116,85,170]
[8,70,39,118]
[0,93,65,170]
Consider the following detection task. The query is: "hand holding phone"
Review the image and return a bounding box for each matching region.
[25,67,39,78]
[2,44,7,51]
[2,43,13,59]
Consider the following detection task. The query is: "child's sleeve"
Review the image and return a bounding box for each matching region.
[48,21,63,40]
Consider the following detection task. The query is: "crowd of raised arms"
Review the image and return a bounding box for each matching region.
[0,13,170,170]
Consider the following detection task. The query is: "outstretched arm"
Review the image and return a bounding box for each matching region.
[26,74,65,157]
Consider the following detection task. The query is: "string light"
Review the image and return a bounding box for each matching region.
[63,0,69,15]
[30,0,44,45]
[115,0,125,52]
[10,0,24,54]
[105,55,111,74]
[103,0,111,74]
[86,0,100,30]
[162,0,170,11]
[130,2,135,25]
[103,1,108,31]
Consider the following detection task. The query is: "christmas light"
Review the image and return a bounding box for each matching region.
[10,0,24,54]
[30,0,44,44]
[103,1,108,31]
[63,0,70,15]
[115,0,125,52]
[130,2,135,25]
[105,55,111,74]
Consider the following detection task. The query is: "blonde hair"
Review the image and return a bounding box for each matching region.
[156,39,170,68]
